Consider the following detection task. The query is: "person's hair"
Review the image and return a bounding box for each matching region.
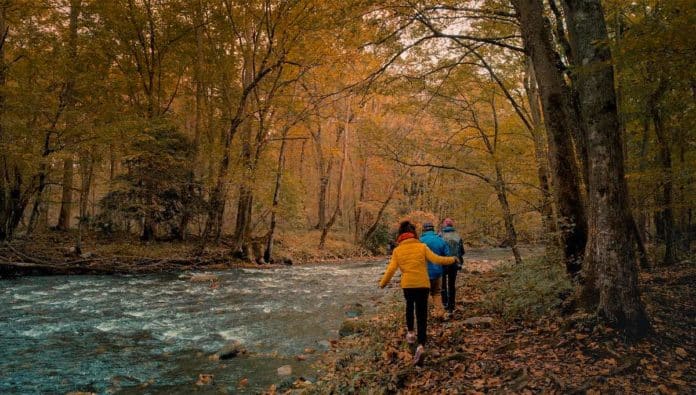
[397,220,417,236]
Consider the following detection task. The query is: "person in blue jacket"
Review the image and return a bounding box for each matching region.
[419,222,449,318]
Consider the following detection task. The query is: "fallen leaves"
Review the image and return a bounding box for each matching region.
[304,260,695,394]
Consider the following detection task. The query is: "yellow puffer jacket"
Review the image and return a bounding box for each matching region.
[379,238,456,289]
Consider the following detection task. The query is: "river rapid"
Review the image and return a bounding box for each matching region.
[0,247,523,394]
[0,260,391,394]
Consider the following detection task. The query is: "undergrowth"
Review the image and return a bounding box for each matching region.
[483,256,572,320]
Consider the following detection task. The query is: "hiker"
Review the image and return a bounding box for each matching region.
[419,221,449,319]
[379,220,460,365]
[440,218,465,318]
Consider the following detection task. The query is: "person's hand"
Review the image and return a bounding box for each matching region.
[453,256,462,265]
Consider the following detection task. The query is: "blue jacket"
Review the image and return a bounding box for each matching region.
[420,231,450,279]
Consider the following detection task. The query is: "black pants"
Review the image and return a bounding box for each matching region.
[441,264,458,312]
[403,288,429,345]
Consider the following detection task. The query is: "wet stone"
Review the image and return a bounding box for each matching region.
[344,303,364,318]
[215,340,245,360]
[277,365,292,376]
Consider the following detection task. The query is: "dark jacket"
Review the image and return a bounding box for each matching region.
[441,226,464,268]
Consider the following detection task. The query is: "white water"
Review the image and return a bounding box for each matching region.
[0,260,390,394]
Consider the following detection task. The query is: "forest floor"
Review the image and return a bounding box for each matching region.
[279,255,696,394]
[0,229,378,277]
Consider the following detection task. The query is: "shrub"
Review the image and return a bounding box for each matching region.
[484,257,572,320]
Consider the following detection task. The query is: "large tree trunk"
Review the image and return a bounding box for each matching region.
[57,157,74,230]
[562,0,650,337]
[512,0,588,276]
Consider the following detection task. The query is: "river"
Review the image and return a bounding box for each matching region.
[0,248,521,394]
[0,260,394,394]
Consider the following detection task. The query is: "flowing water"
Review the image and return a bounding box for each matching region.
[0,260,392,394]
[0,248,523,394]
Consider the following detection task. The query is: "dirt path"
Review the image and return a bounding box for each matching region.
[293,256,695,394]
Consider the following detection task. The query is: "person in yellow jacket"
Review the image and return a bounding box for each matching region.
[379,220,460,365]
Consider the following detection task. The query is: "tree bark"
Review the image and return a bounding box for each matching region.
[562,0,650,337]
[57,157,74,230]
[264,130,290,263]
[75,153,94,253]
[648,82,675,265]
[353,156,367,243]
[319,119,349,250]
[524,57,558,245]
[512,0,588,276]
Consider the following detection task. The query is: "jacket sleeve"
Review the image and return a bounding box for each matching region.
[379,253,399,288]
[459,238,465,257]
[425,246,455,266]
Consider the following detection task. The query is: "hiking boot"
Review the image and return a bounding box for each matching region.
[406,331,416,344]
[413,345,425,366]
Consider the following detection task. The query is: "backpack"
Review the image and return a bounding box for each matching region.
[441,231,463,268]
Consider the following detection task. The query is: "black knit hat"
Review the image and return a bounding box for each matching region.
[422,222,434,231]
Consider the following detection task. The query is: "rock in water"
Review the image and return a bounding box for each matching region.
[215,340,245,360]
[195,374,214,386]
[344,303,364,318]
[463,316,494,328]
[277,365,292,376]
[339,319,364,337]
[317,340,330,349]
[189,273,219,282]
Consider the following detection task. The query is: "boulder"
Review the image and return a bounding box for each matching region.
[277,365,293,376]
[463,316,494,328]
[215,340,245,360]
[339,319,365,337]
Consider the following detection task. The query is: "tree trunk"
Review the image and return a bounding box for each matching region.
[319,119,349,250]
[57,157,74,230]
[353,157,367,243]
[264,130,289,263]
[493,163,523,264]
[362,178,399,246]
[648,85,675,265]
[27,134,52,235]
[512,0,588,276]
[562,0,650,337]
[524,57,558,245]
[311,125,332,230]
[75,153,94,253]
